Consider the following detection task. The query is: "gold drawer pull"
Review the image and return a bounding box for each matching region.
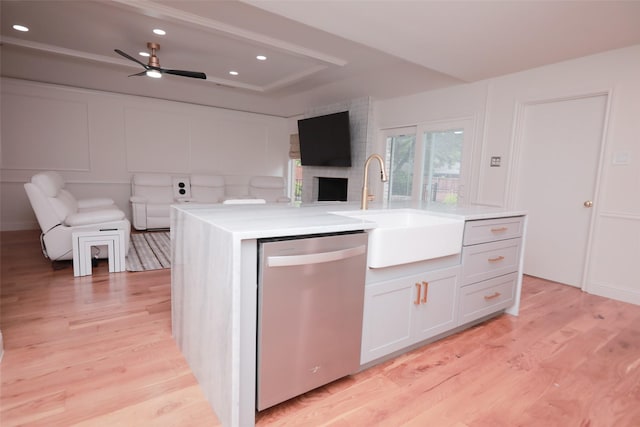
[414,283,421,305]
[421,281,429,303]
[484,292,501,301]
[490,227,508,233]
[488,256,505,262]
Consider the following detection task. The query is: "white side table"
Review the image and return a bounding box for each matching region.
[72,230,126,277]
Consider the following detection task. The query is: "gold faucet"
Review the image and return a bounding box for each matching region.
[361,154,388,210]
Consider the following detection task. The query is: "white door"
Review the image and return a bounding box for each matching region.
[515,94,606,287]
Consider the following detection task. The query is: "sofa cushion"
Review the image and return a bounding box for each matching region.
[132,174,174,203]
[248,176,288,202]
[65,208,126,226]
[191,174,225,203]
[146,203,171,218]
[249,176,285,189]
[31,171,65,197]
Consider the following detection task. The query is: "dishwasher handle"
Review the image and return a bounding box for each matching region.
[267,245,366,267]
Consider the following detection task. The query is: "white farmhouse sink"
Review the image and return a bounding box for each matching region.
[333,209,464,268]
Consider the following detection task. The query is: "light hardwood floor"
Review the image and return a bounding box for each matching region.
[2,230,639,426]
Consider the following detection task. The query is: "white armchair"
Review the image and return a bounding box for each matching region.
[24,171,130,262]
[190,174,225,203]
[130,173,175,230]
[248,176,291,203]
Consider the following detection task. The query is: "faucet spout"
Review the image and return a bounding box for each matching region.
[361,154,388,210]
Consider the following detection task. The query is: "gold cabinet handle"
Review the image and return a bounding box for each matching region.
[421,281,429,303]
[484,292,501,301]
[490,226,508,233]
[414,283,421,305]
[488,255,505,262]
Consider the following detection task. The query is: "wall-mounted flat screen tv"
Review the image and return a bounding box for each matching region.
[297,111,352,167]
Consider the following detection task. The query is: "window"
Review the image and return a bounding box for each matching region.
[421,129,464,205]
[290,159,303,202]
[384,128,416,202]
[383,119,473,206]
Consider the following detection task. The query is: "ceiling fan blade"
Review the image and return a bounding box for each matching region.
[128,70,147,77]
[114,49,148,69]
[163,69,207,79]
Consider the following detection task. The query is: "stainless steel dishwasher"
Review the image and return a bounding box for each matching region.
[256,231,368,411]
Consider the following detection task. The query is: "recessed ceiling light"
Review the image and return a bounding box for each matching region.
[139,52,150,57]
[12,24,29,32]
[153,28,166,36]
[229,71,239,76]
[256,55,267,61]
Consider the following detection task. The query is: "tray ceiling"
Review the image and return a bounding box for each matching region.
[2,1,639,117]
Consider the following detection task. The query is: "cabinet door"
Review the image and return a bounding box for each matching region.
[361,266,460,365]
[413,267,459,341]
[361,278,415,364]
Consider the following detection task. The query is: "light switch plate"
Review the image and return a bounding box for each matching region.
[613,151,631,165]
[490,156,501,167]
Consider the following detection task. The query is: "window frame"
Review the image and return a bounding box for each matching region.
[381,117,475,206]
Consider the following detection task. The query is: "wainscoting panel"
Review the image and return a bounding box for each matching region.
[1,93,90,171]
[124,107,191,173]
[587,213,640,305]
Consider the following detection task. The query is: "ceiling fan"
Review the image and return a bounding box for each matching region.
[114,42,206,80]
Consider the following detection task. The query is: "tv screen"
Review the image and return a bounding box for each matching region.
[297,111,352,167]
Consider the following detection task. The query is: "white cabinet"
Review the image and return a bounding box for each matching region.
[361,266,459,364]
[360,214,526,367]
[458,216,524,325]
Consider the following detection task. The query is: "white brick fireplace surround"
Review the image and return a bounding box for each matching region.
[301,97,376,204]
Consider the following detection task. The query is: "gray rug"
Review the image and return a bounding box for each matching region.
[126,231,171,272]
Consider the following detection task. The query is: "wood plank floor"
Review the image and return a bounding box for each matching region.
[2,230,640,426]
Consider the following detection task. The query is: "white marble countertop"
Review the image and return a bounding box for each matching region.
[173,201,526,240]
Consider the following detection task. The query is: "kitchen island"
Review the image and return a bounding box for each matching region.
[171,202,526,427]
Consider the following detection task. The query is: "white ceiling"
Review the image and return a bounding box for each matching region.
[2,0,640,117]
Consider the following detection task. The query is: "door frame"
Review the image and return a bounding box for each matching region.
[506,91,612,291]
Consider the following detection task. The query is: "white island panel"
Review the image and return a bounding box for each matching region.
[170,202,526,426]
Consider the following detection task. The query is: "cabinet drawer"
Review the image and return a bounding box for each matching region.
[463,216,524,245]
[461,238,521,285]
[459,272,517,325]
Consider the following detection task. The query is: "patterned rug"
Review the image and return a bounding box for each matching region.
[126,231,171,272]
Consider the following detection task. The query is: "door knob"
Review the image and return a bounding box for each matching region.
[584,200,593,208]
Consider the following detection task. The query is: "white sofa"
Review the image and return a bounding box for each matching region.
[24,171,131,262]
[130,173,290,230]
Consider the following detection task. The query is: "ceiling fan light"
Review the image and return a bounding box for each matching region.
[146,70,162,78]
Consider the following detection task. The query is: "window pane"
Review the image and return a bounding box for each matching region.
[422,129,463,205]
[290,158,303,202]
[386,134,415,201]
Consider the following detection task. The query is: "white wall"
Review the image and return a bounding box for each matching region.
[376,44,640,305]
[0,78,290,230]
